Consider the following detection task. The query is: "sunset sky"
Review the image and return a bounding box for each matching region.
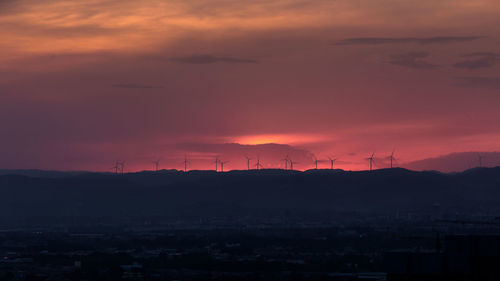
[1,0,499,172]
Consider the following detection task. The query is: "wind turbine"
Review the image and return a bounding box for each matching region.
[328,157,337,170]
[220,160,229,172]
[388,150,397,169]
[111,161,120,174]
[255,157,263,170]
[281,155,289,170]
[244,156,252,170]
[213,156,219,171]
[118,161,125,175]
[477,153,485,167]
[366,153,375,171]
[183,155,189,172]
[289,158,299,171]
[153,159,160,172]
[314,157,319,169]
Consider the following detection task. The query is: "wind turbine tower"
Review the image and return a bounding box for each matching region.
[328,157,337,170]
[245,156,252,170]
[255,157,263,170]
[183,155,189,172]
[389,150,396,169]
[111,161,120,174]
[281,155,289,170]
[220,160,229,172]
[366,153,375,171]
[153,159,160,172]
[118,161,125,175]
[478,153,485,168]
[213,156,219,171]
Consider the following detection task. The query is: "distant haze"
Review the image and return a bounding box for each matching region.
[402,152,500,173]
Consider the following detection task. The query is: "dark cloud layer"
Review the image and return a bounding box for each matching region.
[112,84,162,89]
[336,36,484,45]
[172,54,258,64]
[453,52,499,69]
[389,52,438,69]
[455,76,500,89]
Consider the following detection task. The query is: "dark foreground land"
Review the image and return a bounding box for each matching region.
[1,167,500,280]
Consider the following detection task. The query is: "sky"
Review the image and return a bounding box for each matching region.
[0,0,499,172]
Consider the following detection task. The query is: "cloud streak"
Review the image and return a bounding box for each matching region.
[112,84,163,89]
[172,54,258,64]
[455,76,500,89]
[389,52,438,69]
[336,36,485,45]
[453,52,500,70]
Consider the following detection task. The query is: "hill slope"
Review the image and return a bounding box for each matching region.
[0,168,499,224]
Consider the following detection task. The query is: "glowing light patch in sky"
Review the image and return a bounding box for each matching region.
[233,134,328,145]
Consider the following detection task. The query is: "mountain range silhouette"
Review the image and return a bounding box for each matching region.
[1,167,499,226]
